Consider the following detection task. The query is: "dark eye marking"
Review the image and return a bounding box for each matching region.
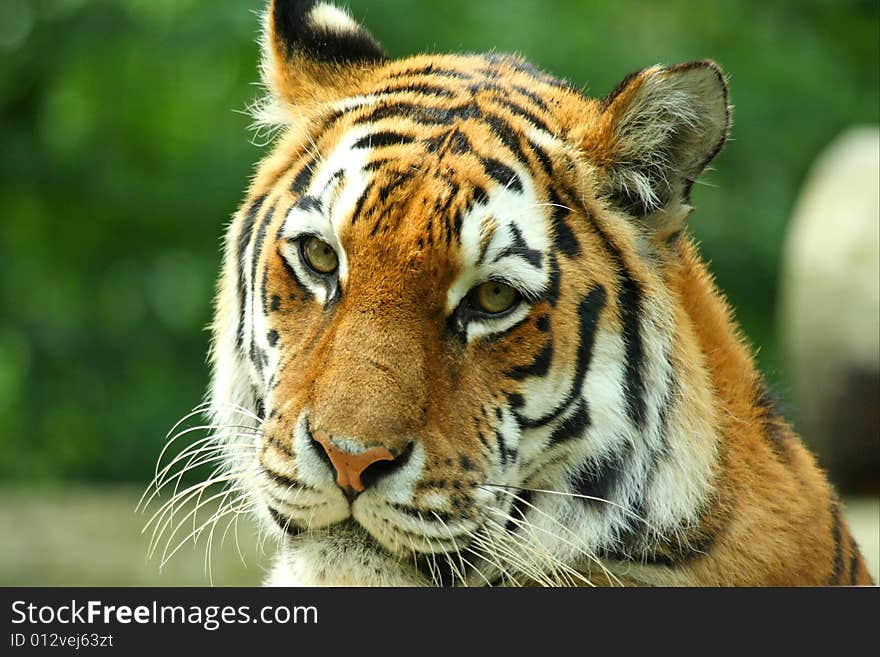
[492,223,543,269]
[295,195,323,212]
[505,340,553,381]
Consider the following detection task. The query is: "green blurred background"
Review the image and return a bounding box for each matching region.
[0,0,877,584]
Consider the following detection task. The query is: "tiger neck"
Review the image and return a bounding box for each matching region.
[611,235,767,573]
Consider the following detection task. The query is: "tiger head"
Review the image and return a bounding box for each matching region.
[210,0,730,586]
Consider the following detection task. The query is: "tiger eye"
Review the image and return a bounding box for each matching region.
[302,237,338,274]
[475,281,519,314]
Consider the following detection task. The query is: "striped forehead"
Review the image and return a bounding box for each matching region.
[447,162,552,312]
[278,127,377,284]
[278,128,552,296]
[277,68,563,306]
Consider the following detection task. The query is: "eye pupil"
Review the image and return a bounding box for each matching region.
[476,281,518,314]
[302,237,338,274]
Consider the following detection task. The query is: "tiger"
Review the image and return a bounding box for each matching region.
[199,0,873,586]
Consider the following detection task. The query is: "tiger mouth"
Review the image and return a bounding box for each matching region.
[265,501,472,551]
[270,513,455,582]
[265,506,485,586]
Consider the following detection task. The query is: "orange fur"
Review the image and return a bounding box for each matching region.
[207,1,873,586]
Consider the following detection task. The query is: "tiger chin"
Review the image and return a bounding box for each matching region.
[198,0,873,587]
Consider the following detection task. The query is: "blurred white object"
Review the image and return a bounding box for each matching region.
[779,126,880,492]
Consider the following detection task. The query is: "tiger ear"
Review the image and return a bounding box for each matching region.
[580,60,730,234]
[261,0,386,111]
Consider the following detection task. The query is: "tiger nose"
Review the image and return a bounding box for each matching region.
[311,430,407,498]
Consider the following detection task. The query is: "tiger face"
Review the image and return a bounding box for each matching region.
[210,0,731,586]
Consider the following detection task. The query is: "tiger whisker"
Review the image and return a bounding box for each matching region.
[430,511,491,587]
[482,512,584,587]
[484,510,594,587]
[467,517,556,586]
[139,422,258,513]
[147,472,239,560]
[143,447,255,526]
[488,487,619,586]
[205,493,255,583]
[143,468,255,557]
[480,482,663,536]
[153,426,258,485]
[154,406,260,478]
[141,440,258,512]
[420,511,466,587]
[159,485,249,569]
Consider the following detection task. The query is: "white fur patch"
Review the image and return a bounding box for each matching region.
[279,128,380,294]
[308,3,359,34]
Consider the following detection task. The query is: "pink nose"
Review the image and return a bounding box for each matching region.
[311,430,396,496]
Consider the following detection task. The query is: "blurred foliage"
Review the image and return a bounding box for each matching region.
[0,0,877,483]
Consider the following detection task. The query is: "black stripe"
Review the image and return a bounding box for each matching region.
[484,112,529,167]
[506,341,553,380]
[504,489,534,535]
[355,100,482,127]
[512,84,549,111]
[363,157,394,171]
[491,97,550,133]
[572,441,630,507]
[385,64,473,80]
[290,156,318,195]
[264,435,296,458]
[495,429,509,466]
[477,430,491,452]
[756,384,792,464]
[545,253,561,306]
[353,131,415,149]
[492,223,543,269]
[513,285,607,429]
[424,128,473,155]
[294,194,322,212]
[266,506,303,537]
[236,195,268,349]
[849,540,861,585]
[480,156,522,191]
[619,273,647,428]
[527,139,554,180]
[452,205,464,240]
[610,524,719,567]
[829,501,844,584]
[547,400,590,446]
[371,82,457,98]
[585,211,647,428]
[471,184,489,207]
[249,343,268,374]
[377,171,415,204]
[251,201,278,317]
[263,466,302,491]
[349,180,374,225]
[548,190,580,257]
[390,502,458,524]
